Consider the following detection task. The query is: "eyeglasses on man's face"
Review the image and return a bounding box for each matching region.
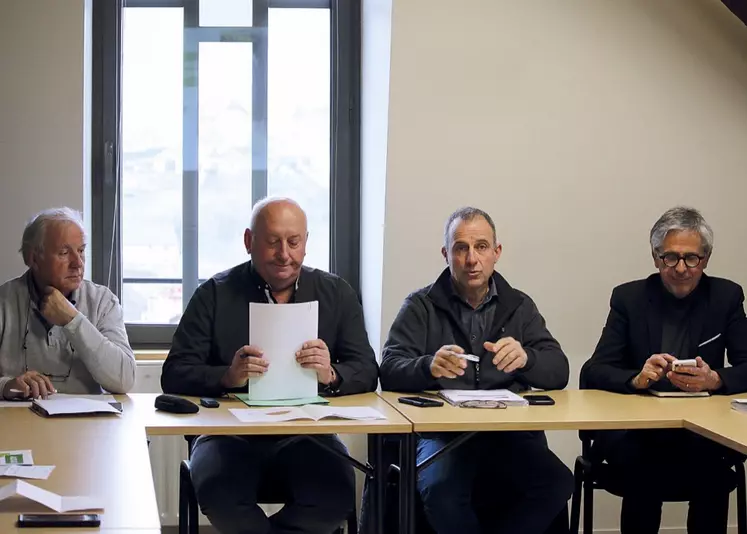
[659,252,705,269]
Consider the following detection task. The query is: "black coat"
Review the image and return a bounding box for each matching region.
[380,268,569,392]
[581,273,747,394]
[161,261,379,397]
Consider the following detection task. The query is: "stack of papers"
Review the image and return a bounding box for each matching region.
[247,302,319,401]
[0,451,54,480]
[0,479,102,512]
[731,399,747,413]
[31,398,121,417]
[437,389,529,407]
[0,393,116,409]
[230,405,386,423]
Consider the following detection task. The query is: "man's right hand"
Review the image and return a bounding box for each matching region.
[220,345,269,389]
[430,345,467,379]
[631,353,676,390]
[3,371,55,399]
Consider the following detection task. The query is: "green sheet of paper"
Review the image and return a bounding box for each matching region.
[234,394,329,407]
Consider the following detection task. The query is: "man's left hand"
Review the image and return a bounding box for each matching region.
[484,337,528,373]
[40,287,78,327]
[296,339,335,385]
[667,356,722,392]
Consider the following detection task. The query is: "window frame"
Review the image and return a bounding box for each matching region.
[91,0,361,348]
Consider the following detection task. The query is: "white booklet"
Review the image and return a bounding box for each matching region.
[31,398,122,417]
[437,389,528,407]
[732,399,747,412]
[0,465,55,480]
[0,479,102,512]
[649,390,710,398]
[248,301,319,401]
[230,405,386,423]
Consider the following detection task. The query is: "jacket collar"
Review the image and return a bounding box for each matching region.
[645,272,710,357]
[245,260,303,303]
[427,268,523,323]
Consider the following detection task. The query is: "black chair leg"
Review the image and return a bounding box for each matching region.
[179,460,191,534]
[582,470,594,534]
[569,457,583,534]
[736,461,746,534]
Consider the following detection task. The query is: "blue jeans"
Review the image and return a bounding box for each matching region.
[190,434,355,534]
[417,431,573,534]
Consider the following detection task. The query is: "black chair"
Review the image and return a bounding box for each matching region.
[569,431,747,534]
[179,436,357,534]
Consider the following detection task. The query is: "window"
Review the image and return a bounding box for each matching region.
[92,0,360,347]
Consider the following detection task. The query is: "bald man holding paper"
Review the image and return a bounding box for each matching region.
[161,197,378,534]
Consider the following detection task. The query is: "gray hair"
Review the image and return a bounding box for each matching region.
[20,207,86,266]
[650,206,714,256]
[249,196,306,232]
[444,207,498,247]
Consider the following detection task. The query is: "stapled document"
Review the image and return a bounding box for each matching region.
[247,301,319,401]
[0,450,33,466]
[230,405,386,423]
[0,465,54,480]
[0,479,102,512]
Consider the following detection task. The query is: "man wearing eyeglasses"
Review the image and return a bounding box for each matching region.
[581,206,747,534]
[0,207,135,400]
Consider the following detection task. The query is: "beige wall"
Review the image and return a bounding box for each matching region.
[381,0,747,530]
[0,0,89,282]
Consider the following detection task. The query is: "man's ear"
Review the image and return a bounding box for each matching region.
[441,246,448,263]
[494,243,503,261]
[702,253,710,270]
[244,229,253,254]
[651,249,660,269]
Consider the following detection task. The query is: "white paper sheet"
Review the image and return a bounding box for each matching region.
[0,465,55,480]
[0,450,33,466]
[438,389,528,406]
[229,405,386,423]
[248,301,319,401]
[33,398,121,416]
[0,480,103,512]
[0,393,116,409]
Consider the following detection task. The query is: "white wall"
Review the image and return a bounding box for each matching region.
[0,0,90,282]
[379,0,747,531]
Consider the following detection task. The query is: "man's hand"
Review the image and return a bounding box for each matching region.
[484,337,528,373]
[631,353,675,390]
[220,345,268,388]
[39,287,77,327]
[4,371,55,399]
[667,356,722,392]
[430,345,467,379]
[296,339,335,385]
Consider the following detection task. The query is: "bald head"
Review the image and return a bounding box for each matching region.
[244,197,308,292]
[249,197,307,233]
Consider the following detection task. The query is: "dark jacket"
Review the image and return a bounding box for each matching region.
[380,268,569,392]
[161,261,379,397]
[581,273,747,395]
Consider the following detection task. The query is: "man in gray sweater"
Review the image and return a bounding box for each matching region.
[0,207,135,399]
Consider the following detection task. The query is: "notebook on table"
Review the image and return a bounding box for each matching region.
[437,389,528,407]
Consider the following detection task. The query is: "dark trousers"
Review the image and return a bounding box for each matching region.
[190,434,355,534]
[596,428,737,534]
[416,431,573,534]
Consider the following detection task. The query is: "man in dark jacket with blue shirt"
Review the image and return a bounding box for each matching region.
[380,207,572,534]
[581,206,747,534]
[162,197,378,534]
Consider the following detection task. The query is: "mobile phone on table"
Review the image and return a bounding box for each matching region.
[524,394,555,406]
[398,396,444,408]
[200,398,220,408]
[18,513,101,528]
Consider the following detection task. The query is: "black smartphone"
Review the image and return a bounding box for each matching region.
[200,398,220,408]
[524,394,555,406]
[18,513,101,528]
[398,396,444,408]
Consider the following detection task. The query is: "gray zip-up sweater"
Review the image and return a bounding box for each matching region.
[0,272,136,397]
